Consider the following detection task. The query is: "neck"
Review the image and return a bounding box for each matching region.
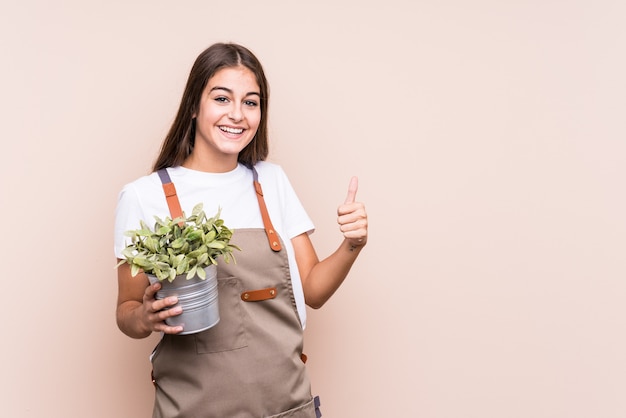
[182,153,239,173]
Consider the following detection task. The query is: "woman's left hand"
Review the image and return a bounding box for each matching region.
[337,176,368,248]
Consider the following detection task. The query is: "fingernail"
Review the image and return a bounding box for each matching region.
[167,296,178,304]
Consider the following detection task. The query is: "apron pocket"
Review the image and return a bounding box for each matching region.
[195,277,248,354]
[265,396,321,418]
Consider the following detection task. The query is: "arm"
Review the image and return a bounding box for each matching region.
[116,261,185,338]
[293,177,368,309]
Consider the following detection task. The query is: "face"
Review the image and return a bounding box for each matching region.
[190,66,261,171]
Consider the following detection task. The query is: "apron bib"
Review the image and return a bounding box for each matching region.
[150,168,321,418]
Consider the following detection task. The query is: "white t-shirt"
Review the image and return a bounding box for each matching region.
[114,161,314,327]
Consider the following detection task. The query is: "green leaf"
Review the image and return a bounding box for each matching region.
[170,253,183,268]
[176,258,189,275]
[170,237,185,249]
[186,266,197,280]
[136,229,153,237]
[187,245,208,259]
[187,230,203,241]
[155,269,168,281]
[133,256,152,267]
[153,215,168,227]
[144,237,159,253]
[156,225,171,235]
[197,267,206,279]
[121,247,136,258]
[204,229,217,243]
[197,253,209,266]
[154,261,170,271]
[207,241,226,249]
[191,203,203,217]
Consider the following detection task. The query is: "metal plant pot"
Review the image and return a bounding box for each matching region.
[147,265,220,335]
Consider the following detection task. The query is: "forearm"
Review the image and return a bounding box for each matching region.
[303,239,365,309]
[295,176,368,309]
[116,300,152,339]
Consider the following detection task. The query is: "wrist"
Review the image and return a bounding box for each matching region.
[346,239,366,252]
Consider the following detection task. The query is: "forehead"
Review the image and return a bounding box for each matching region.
[207,66,260,92]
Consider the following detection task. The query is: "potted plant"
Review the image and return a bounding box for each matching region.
[117,203,240,334]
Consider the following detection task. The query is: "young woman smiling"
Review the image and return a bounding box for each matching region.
[114,42,367,418]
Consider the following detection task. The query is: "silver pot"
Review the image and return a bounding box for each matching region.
[147,265,220,335]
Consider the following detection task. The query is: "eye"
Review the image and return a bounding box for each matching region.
[244,100,258,107]
[214,96,229,103]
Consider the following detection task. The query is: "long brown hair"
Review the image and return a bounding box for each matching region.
[152,43,269,171]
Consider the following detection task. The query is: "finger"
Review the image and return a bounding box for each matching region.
[144,282,160,300]
[160,324,184,334]
[344,176,359,204]
[338,201,366,218]
[155,305,183,324]
[153,296,180,313]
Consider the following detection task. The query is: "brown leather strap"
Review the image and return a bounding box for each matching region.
[252,168,282,252]
[157,169,184,225]
[241,287,277,302]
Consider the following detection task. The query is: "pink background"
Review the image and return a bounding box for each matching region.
[2,1,625,417]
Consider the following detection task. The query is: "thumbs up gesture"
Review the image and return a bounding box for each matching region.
[337,176,368,248]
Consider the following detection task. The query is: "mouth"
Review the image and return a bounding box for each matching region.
[219,126,244,134]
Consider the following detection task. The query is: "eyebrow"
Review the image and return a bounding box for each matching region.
[209,86,260,97]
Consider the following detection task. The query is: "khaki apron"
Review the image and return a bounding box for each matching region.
[150,168,321,418]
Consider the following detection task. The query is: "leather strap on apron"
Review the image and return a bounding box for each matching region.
[157,169,184,225]
[252,167,282,252]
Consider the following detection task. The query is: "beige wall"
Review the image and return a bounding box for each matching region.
[2,1,625,417]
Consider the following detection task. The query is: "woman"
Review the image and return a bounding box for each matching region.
[115,42,367,417]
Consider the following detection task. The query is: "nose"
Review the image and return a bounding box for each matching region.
[228,105,243,122]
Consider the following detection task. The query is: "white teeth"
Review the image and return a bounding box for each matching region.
[220,126,243,134]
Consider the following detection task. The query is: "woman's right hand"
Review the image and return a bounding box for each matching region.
[116,262,184,338]
[140,281,185,334]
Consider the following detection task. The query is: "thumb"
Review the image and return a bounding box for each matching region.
[344,176,359,204]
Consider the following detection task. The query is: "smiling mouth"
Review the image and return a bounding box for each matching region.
[219,126,244,134]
